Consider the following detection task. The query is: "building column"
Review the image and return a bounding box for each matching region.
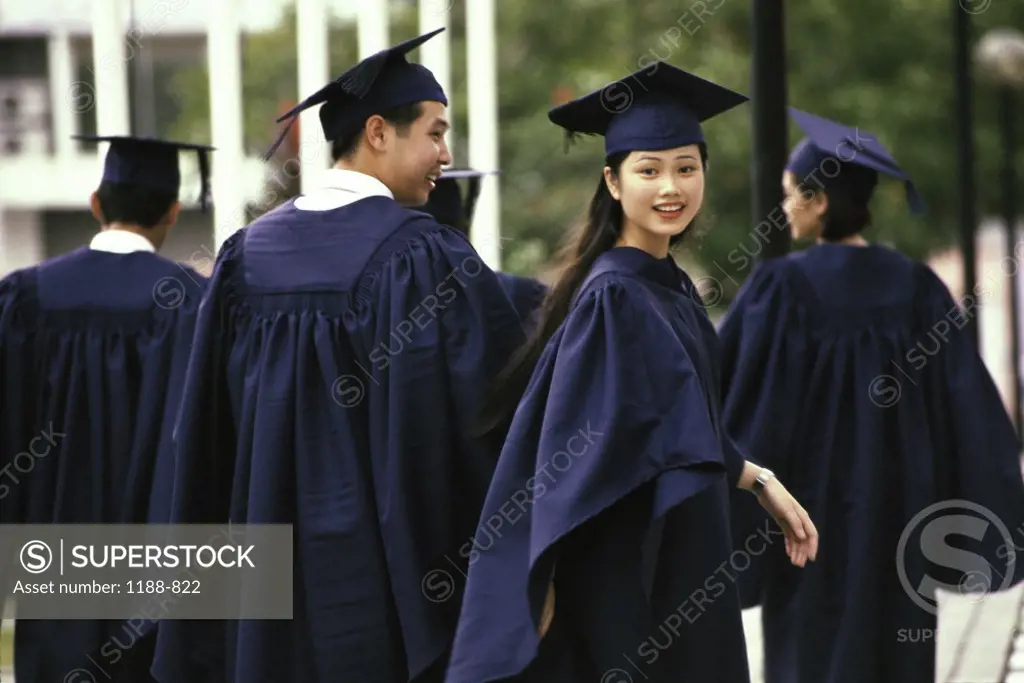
[90,0,131,151]
[207,0,246,252]
[48,29,79,159]
[466,0,500,269]
[297,0,329,194]
[419,2,452,157]
[359,0,389,59]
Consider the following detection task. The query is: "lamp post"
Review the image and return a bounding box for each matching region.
[750,0,789,262]
[975,28,1024,432]
[952,0,977,345]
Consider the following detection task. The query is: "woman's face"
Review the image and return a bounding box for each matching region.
[605,145,705,248]
[782,170,827,241]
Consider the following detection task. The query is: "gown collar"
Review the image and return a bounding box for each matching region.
[594,246,684,291]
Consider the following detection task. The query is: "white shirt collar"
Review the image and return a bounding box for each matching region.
[293,169,395,212]
[89,229,157,254]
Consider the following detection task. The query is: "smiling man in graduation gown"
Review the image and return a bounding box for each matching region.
[0,135,211,682]
[719,109,1024,683]
[150,28,527,683]
[420,168,548,334]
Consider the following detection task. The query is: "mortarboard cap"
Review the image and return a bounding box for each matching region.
[75,134,214,212]
[264,28,448,160]
[785,108,926,214]
[419,168,498,233]
[548,62,749,158]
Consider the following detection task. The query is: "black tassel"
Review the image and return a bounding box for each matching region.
[336,27,444,98]
[562,130,591,154]
[336,54,389,99]
[263,116,298,162]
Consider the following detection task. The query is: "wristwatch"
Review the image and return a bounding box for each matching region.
[752,467,775,495]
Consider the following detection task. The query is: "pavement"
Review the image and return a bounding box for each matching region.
[743,608,765,683]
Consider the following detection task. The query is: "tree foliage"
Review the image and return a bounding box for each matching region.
[167,0,1024,306]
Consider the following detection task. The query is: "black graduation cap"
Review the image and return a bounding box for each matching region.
[785,108,926,214]
[74,134,214,212]
[264,28,449,160]
[548,61,749,157]
[419,168,497,233]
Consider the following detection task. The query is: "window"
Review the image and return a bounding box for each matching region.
[1,96,18,120]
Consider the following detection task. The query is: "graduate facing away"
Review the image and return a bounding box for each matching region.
[419,168,548,334]
[444,63,818,683]
[150,29,527,683]
[0,135,210,682]
[719,108,1024,683]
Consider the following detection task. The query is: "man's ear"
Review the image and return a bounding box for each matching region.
[90,191,105,223]
[162,200,182,228]
[364,115,390,152]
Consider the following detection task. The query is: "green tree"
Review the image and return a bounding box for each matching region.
[168,0,1024,307]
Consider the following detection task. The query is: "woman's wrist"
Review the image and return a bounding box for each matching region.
[738,461,776,494]
[737,461,761,490]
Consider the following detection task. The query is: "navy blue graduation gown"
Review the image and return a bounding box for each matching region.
[0,247,206,682]
[445,246,750,683]
[150,198,527,683]
[495,272,547,335]
[719,243,1024,683]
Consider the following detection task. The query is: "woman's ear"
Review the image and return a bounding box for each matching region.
[603,167,620,201]
[811,190,829,220]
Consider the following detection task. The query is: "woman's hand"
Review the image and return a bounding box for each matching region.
[756,477,818,568]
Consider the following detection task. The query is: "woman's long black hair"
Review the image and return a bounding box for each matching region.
[797,162,878,241]
[476,143,709,447]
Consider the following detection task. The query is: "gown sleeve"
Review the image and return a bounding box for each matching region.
[152,232,243,683]
[142,267,208,524]
[717,259,812,607]
[0,270,36,526]
[677,273,750,489]
[349,220,528,680]
[163,232,242,525]
[718,259,810,480]
[914,264,1024,581]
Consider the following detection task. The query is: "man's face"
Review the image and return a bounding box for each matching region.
[382,100,452,206]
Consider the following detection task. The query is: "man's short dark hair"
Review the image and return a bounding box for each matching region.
[330,102,424,163]
[95,181,178,228]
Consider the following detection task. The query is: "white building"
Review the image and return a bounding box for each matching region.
[0,0,304,273]
[0,0,502,277]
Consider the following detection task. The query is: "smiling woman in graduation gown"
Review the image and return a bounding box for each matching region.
[719,109,1024,683]
[0,135,209,683]
[444,64,818,683]
[150,30,526,683]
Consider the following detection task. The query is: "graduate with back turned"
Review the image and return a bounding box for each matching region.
[420,168,548,334]
[445,63,817,683]
[0,135,210,682]
[150,28,527,683]
[718,108,1024,683]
